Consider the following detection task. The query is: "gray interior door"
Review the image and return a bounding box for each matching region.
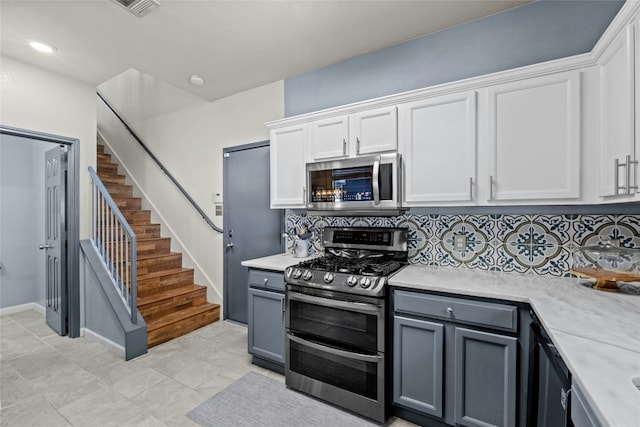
[223,142,284,324]
[43,146,68,335]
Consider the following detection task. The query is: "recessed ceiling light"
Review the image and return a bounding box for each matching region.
[29,40,57,53]
[189,75,205,86]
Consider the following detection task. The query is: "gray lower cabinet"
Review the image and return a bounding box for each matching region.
[393,316,444,417]
[571,381,603,427]
[247,269,285,373]
[454,327,517,427]
[393,289,519,427]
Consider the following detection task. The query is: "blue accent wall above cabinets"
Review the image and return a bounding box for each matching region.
[284,0,624,117]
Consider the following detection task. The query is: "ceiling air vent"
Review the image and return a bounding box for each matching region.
[113,0,159,18]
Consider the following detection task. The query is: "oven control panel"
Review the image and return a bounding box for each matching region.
[285,266,387,296]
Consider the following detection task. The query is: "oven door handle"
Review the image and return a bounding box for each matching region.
[288,291,382,314]
[287,333,382,363]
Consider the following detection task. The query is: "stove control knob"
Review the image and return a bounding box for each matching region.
[302,270,313,280]
[360,277,372,288]
[347,275,358,287]
[323,272,334,283]
[291,269,302,279]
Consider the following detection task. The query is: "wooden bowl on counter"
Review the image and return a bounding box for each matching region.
[571,242,640,292]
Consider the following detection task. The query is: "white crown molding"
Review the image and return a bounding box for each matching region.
[267,1,639,130]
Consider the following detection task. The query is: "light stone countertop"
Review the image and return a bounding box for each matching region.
[238,256,640,426]
[390,265,640,427]
[240,252,316,272]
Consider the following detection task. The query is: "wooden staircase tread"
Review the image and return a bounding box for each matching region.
[137,284,206,306]
[136,252,180,261]
[146,303,220,332]
[137,267,193,280]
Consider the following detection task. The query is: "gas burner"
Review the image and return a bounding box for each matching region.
[285,227,408,297]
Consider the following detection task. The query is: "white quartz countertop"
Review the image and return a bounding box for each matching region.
[389,266,640,427]
[240,252,315,272]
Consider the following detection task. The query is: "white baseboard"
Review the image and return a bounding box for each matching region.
[81,328,125,359]
[0,302,45,317]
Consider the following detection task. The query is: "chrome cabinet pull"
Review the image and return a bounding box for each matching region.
[615,158,621,195]
[39,244,54,250]
[614,156,639,195]
[469,177,473,201]
[342,139,347,156]
[356,137,360,155]
[627,155,638,193]
[488,175,495,201]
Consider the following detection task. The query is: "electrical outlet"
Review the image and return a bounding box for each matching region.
[454,234,466,251]
[215,205,223,216]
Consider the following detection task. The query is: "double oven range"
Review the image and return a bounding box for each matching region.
[284,227,408,423]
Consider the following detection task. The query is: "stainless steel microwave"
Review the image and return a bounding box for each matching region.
[305,153,404,216]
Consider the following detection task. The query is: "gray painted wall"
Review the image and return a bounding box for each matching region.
[285,0,624,116]
[0,135,51,309]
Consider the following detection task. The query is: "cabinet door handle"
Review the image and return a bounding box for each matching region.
[343,139,347,156]
[356,137,360,155]
[615,158,621,195]
[302,186,306,203]
[446,307,454,315]
[626,155,638,193]
[469,177,473,201]
[631,157,639,193]
[488,175,495,201]
[263,278,269,285]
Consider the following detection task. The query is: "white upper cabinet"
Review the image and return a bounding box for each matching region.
[309,115,349,160]
[399,92,477,204]
[308,106,397,161]
[270,124,308,208]
[349,106,398,156]
[598,23,637,199]
[486,70,581,202]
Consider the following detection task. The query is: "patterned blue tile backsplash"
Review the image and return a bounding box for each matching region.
[286,213,640,277]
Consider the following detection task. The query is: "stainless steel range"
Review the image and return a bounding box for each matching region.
[284,227,408,423]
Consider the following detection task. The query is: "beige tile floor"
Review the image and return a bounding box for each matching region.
[0,310,415,427]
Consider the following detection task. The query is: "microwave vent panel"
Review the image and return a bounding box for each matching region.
[113,0,159,18]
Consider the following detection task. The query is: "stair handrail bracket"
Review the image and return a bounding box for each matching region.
[88,166,138,324]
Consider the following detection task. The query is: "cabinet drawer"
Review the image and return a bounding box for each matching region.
[249,269,285,291]
[394,290,517,332]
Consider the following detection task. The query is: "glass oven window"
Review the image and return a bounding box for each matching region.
[289,339,379,400]
[288,299,378,353]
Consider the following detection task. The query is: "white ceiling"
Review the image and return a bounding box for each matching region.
[1,0,529,106]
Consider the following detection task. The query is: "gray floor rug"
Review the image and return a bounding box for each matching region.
[186,371,379,427]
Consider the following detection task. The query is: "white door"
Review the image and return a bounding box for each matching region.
[598,24,636,198]
[350,106,398,156]
[486,70,581,202]
[43,146,68,335]
[399,92,477,204]
[309,115,349,160]
[270,124,308,208]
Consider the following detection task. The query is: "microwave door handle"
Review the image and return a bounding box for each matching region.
[287,333,382,362]
[372,158,381,205]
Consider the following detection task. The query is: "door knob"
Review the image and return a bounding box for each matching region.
[226,242,234,249]
[39,244,54,250]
